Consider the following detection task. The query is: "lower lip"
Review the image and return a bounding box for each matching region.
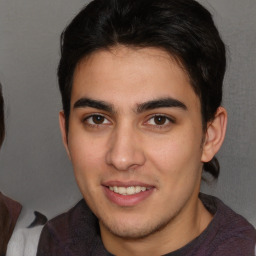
[103,186,154,207]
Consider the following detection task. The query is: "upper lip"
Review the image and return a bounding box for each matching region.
[102,180,154,188]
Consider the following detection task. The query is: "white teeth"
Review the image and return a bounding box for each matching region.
[109,186,149,195]
[135,186,141,193]
[118,187,126,194]
[126,187,136,195]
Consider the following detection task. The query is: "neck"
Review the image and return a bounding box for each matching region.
[100,194,213,256]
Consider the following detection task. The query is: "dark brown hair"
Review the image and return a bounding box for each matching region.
[58,0,226,178]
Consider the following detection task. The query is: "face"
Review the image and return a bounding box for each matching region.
[60,46,207,240]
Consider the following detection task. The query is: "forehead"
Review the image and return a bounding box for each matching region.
[71,46,199,110]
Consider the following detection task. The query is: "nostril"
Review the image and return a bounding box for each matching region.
[105,149,146,171]
[105,129,146,170]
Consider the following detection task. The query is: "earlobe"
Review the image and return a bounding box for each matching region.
[59,111,71,160]
[201,107,227,163]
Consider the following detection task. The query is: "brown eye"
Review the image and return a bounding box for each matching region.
[146,115,174,127]
[153,116,167,125]
[92,115,105,124]
[84,114,111,126]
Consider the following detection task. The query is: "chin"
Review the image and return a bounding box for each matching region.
[100,214,173,240]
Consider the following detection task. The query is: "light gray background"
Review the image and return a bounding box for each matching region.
[0,0,255,226]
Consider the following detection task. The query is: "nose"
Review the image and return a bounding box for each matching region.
[105,124,146,171]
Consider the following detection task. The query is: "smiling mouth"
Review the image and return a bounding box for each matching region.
[108,186,150,195]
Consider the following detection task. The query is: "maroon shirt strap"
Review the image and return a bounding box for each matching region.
[0,192,22,255]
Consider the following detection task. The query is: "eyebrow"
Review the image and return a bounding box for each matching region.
[136,97,187,113]
[73,97,187,113]
[73,98,114,113]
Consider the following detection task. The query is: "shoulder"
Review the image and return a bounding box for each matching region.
[6,226,43,256]
[200,194,256,255]
[0,192,22,220]
[213,195,256,240]
[0,192,22,255]
[6,207,47,256]
[37,199,103,255]
[39,199,96,241]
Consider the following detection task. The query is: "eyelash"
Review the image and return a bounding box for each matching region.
[82,114,175,129]
[145,114,175,129]
[83,114,111,128]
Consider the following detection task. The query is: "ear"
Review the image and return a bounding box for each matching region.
[59,111,71,160]
[201,107,227,163]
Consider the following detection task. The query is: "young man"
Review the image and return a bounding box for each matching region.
[0,83,47,256]
[37,0,256,255]
[0,84,22,256]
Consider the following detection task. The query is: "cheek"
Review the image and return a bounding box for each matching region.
[68,138,107,208]
[68,135,106,183]
[147,127,203,178]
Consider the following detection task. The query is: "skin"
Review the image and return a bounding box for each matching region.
[59,46,227,255]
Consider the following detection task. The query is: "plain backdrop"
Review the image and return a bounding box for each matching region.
[0,0,255,227]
